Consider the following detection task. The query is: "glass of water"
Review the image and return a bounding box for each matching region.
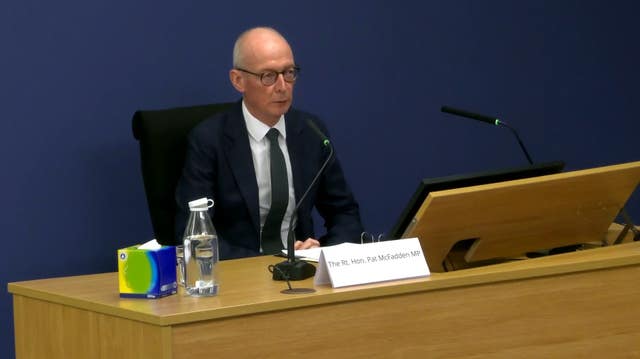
[175,245,185,287]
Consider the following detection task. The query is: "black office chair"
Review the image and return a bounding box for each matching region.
[132,102,233,245]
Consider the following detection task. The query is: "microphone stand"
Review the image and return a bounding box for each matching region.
[495,121,534,165]
[272,133,334,283]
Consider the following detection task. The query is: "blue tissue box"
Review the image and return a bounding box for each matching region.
[117,244,177,298]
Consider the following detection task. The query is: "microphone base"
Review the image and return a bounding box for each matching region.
[272,259,316,281]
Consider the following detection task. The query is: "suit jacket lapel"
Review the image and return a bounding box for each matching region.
[286,112,307,206]
[223,103,261,233]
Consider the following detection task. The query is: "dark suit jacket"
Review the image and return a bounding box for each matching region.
[175,101,363,260]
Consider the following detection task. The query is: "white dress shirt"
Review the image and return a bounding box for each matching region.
[242,101,296,251]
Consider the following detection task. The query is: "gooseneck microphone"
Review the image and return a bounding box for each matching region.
[441,106,534,165]
[441,106,501,126]
[271,118,334,285]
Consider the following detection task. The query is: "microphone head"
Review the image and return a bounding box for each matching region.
[441,105,500,126]
[306,118,332,146]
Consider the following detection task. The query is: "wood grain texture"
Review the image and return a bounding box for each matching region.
[404,161,640,271]
[172,265,640,358]
[13,295,172,359]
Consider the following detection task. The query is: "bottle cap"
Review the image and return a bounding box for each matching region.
[188,197,214,211]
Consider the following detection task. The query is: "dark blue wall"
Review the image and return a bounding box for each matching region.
[2,1,639,356]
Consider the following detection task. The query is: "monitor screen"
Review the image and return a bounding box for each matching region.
[388,161,566,239]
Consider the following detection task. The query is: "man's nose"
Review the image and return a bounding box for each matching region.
[273,73,287,90]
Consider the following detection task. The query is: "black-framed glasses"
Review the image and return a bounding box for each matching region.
[235,66,300,86]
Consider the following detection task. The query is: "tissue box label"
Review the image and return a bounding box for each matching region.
[118,245,177,298]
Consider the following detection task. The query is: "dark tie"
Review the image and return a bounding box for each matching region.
[261,128,289,254]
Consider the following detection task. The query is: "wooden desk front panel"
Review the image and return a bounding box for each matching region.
[172,265,640,358]
[13,295,172,359]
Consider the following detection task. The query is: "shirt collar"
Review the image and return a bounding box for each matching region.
[242,100,287,141]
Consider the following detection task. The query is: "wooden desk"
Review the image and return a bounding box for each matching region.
[9,241,640,358]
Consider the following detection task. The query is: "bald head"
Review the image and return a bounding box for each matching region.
[232,27,294,69]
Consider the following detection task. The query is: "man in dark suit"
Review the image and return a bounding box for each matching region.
[175,27,363,260]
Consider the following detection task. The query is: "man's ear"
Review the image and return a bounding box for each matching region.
[229,69,245,92]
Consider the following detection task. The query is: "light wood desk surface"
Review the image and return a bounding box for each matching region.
[9,241,640,358]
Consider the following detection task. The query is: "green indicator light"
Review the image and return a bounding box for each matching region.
[495,119,500,126]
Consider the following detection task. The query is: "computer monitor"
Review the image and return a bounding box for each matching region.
[388,161,566,239]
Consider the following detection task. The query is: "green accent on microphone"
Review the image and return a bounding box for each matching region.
[495,119,501,126]
[323,139,330,146]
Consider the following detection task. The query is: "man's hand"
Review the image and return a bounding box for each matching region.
[294,238,320,250]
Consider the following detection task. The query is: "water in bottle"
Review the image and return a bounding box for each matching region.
[183,197,219,297]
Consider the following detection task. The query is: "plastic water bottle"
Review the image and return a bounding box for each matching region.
[182,197,219,296]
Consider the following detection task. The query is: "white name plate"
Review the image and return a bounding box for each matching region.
[314,238,430,288]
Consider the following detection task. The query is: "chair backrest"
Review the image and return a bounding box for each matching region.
[132,102,233,245]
